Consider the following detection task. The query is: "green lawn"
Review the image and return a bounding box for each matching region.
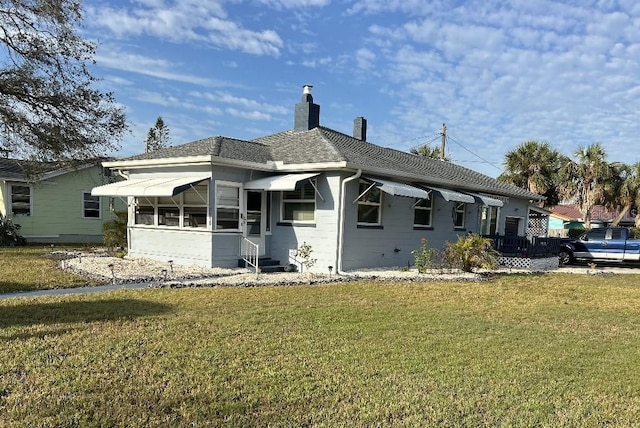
[1,274,640,426]
[0,246,97,293]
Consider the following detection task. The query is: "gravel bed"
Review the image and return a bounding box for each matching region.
[56,250,486,288]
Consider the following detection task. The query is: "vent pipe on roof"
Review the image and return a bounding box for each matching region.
[353,117,367,141]
[294,84,320,132]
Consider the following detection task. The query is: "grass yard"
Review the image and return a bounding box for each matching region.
[0,246,97,293]
[1,274,640,426]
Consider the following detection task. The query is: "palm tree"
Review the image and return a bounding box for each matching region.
[498,140,565,204]
[410,144,448,160]
[558,143,613,229]
[610,162,640,227]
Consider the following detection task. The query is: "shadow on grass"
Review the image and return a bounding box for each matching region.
[0,298,173,329]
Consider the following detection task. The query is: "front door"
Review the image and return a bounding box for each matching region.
[244,190,266,256]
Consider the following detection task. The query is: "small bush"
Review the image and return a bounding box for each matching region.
[443,233,499,273]
[411,238,438,273]
[103,211,128,250]
[0,213,27,246]
[296,242,317,273]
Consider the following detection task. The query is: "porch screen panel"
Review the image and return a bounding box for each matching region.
[183,183,208,228]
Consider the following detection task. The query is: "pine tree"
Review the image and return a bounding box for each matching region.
[145,116,171,152]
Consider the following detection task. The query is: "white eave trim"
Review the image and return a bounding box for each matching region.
[102,155,214,169]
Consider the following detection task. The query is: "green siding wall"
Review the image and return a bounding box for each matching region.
[6,166,125,242]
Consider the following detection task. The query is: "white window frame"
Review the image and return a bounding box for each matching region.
[10,183,32,216]
[357,180,382,226]
[82,191,101,219]
[215,181,242,232]
[413,198,433,227]
[280,179,316,223]
[454,202,466,229]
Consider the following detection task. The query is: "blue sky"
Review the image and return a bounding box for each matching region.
[83,0,640,177]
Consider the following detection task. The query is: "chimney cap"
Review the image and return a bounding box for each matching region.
[302,85,313,95]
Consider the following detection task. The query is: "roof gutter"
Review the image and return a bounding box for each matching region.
[337,168,361,274]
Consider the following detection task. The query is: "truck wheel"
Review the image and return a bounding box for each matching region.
[558,250,574,266]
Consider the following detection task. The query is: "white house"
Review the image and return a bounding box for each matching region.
[92,86,543,273]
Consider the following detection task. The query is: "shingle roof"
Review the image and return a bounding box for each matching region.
[0,158,104,181]
[121,127,541,200]
[253,127,540,200]
[125,136,272,164]
[0,158,63,180]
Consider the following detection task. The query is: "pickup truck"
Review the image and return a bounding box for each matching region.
[559,227,640,265]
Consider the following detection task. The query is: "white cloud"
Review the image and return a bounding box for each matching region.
[355,48,376,70]
[226,108,271,121]
[190,91,288,115]
[96,49,229,87]
[87,1,283,56]
[258,0,331,8]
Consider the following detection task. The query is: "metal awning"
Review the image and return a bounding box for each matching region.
[244,173,319,191]
[91,174,211,197]
[466,192,504,207]
[427,187,475,203]
[363,177,430,199]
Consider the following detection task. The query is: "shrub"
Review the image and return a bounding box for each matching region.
[0,213,27,246]
[296,242,317,273]
[443,233,499,273]
[102,210,128,250]
[629,228,640,239]
[411,238,437,273]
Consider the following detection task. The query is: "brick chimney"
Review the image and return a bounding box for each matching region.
[294,85,320,132]
[353,117,367,141]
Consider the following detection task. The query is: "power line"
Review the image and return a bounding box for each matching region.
[445,134,503,171]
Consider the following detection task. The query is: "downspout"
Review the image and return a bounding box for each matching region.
[337,169,361,274]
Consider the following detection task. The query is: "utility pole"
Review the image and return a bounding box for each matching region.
[440,123,446,160]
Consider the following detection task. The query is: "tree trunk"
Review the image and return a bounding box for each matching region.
[611,204,631,227]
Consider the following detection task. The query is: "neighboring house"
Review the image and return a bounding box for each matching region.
[548,204,636,234]
[92,85,544,272]
[0,158,122,243]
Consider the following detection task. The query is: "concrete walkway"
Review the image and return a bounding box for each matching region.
[0,281,154,300]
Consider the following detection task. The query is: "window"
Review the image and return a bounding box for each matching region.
[454,202,466,228]
[10,184,31,216]
[83,192,101,218]
[133,182,209,228]
[480,206,499,235]
[583,228,606,241]
[216,182,241,230]
[281,180,315,222]
[413,198,433,227]
[357,180,381,225]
